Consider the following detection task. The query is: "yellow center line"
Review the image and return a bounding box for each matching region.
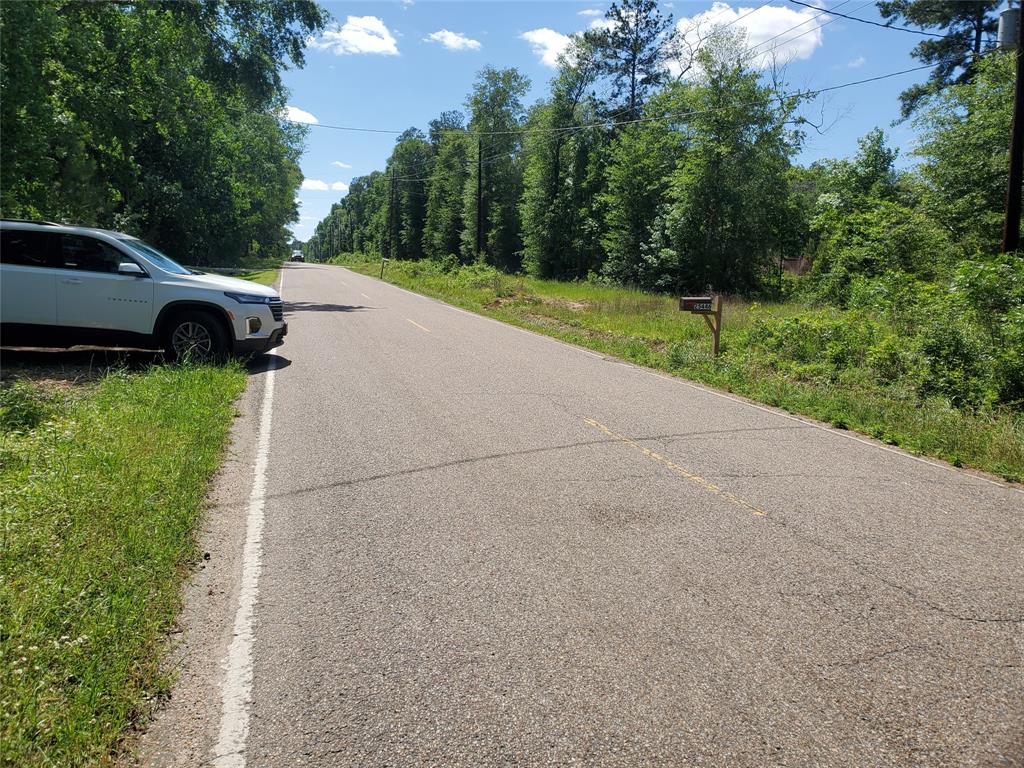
[406,318,432,333]
[583,418,767,517]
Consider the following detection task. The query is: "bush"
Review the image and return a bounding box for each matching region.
[807,198,952,305]
[745,312,879,373]
[912,317,993,407]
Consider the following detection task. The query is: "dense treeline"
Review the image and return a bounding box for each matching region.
[0,0,324,265]
[307,0,1015,293]
[307,0,1022,411]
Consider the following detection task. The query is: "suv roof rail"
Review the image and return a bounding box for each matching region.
[0,218,63,226]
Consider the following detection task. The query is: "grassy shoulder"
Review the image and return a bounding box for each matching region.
[0,364,246,766]
[237,268,279,287]
[339,254,1023,481]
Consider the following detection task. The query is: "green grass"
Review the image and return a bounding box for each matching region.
[237,268,279,287]
[339,255,1023,481]
[0,364,247,766]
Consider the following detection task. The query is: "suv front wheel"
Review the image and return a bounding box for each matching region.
[163,309,229,363]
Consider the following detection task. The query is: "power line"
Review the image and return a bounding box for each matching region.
[787,0,997,46]
[287,61,931,140]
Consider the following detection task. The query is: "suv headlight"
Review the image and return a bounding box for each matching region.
[224,291,279,304]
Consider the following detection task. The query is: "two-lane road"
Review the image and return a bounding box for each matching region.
[198,263,1024,766]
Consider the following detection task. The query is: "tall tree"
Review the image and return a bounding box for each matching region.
[913,50,1017,252]
[521,36,605,279]
[387,128,431,260]
[592,0,678,120]
[658,36,802,294]
[423,129,470,260]
[876,0,999,117]
[461,66,530,271]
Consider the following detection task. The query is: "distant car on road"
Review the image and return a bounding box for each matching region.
[0,220,287,361]
[290,250,305,262]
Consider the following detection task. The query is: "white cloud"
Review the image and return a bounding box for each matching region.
[675,3,826,70]
[425,29,482,51]
[331,161,352,169]
[578,8,603,16]
[847,55,866,68]
[301,179,349,193]
[308,16,399,56]
[520,28,572,68]
[284,105,318,124]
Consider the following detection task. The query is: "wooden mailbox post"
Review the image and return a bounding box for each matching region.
[679,294,722,356]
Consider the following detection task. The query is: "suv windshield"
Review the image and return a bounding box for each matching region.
[117,237,191,275]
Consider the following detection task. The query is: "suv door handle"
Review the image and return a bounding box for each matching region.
[60,279,83,285]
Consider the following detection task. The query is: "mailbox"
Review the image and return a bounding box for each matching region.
[680,296,715,314]
[678,293,723,356]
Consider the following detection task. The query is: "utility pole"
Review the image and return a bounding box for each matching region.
[476,135,483,261]
[387,169,397,260]
[1001,1,1024,252]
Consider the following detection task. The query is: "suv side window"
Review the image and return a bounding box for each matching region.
[60,235,134,274]
[0,230,59,267]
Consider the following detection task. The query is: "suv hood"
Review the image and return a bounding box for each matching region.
[171,271,279,297]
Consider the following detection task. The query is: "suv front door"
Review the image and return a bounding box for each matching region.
[56,234,155,335]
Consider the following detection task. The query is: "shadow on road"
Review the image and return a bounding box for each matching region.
[285,302,371,314]
[246,354,291,374]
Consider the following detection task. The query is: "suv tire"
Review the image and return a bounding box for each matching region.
[163,309,229,363]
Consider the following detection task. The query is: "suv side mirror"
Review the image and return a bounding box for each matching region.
[118,262,146,277]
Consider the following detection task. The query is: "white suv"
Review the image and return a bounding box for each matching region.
[0,220,287,360]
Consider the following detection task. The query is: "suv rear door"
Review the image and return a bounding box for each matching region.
[0,229,60,326]
[56,234,155,334]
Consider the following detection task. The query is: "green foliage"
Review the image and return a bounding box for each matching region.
[659,35,803,294]
[599,87,684,286]
[0,1,323,266]
[591,0,678,119]
[913,51,1016,252]
[462,67,531,270]
[808,198,953,304]
[876,0,1000,117]
[423,130,470,261]
[521,38,606,280]
[1,365,246,766]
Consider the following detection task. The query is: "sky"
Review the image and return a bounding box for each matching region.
[284,0,931,242]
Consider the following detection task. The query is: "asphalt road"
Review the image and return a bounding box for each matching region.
[231,264,1021,766]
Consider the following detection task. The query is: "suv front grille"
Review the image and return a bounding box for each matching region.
[270,300,283,321]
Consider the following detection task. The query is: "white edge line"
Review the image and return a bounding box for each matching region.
[337,267,1020,495]
[210,270,284,767]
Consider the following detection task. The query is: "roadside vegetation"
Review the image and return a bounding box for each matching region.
[0,1,322,266]
[0,364,246,766]
[237,268,281,287]
[311,0,1022,482]
[338,254,1023,481]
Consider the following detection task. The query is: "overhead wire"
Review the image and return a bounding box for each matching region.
[787,0,997,46]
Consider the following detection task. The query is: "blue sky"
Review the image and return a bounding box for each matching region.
[284,0,930,241]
